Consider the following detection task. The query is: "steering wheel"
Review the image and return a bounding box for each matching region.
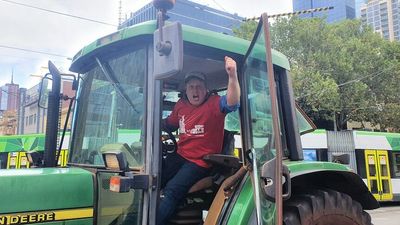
[162,129,178,158]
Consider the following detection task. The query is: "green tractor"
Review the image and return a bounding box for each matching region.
[0,1,378,225]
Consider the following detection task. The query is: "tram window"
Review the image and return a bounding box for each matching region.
[393,153,400,177]
[303,149,317,161]
[368,163,376,176]
[370,180,378,194]
[0,153,7,169]
[380,164,388,176]
[382,180,390,193]
[356,150,367,178]
[318,149,328,161]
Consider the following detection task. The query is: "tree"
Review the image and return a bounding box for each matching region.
[233,20,257,41]
[234,17,400,131]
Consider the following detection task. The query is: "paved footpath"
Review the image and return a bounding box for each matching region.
[366,203,400,225]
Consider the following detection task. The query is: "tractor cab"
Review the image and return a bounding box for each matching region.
[65,8,290,223]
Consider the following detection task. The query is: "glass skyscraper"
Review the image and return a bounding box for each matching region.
[120,0,243,35]
[293,0,356,23]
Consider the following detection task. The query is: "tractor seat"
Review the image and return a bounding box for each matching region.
[187,130,240,193]
[188,154,240,193]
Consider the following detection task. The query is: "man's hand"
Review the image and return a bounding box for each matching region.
[224,56,240,106]
[225,56,237,78]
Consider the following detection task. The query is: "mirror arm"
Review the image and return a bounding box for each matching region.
[55,96,75,166]
[156,9,172,56]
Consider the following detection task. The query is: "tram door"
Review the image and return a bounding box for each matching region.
[364,150,393,201]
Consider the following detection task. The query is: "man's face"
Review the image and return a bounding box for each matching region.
[185,78,207,106]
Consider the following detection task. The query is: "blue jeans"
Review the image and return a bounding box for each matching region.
[157,153,209,225]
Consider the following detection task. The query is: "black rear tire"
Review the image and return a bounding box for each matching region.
[283,188,372,225]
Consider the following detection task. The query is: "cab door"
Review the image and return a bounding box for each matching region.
[241,13,283,225]
[364,150,393,201]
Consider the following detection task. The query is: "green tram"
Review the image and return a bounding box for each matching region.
[301,129,400,202]
[0,133,45,169]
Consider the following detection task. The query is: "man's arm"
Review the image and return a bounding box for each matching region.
[162,119,178,132]
[225,56,240,106]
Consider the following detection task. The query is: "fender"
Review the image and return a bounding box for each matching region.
[286,161,379,209]
[0,168,95,224]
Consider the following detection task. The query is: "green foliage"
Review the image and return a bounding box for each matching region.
[292,68,339,121]
[233,20,257,41]
[235,17,400,131]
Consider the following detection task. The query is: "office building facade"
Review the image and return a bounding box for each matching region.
[0,83,19,111]
[18,80,75,135]
[361,0,400,41]
[22,83,46,134]
[120,0,243,35]
[293,0,356,23]
[356,0,368,17]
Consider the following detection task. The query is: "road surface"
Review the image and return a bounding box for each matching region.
[367,203,400,225]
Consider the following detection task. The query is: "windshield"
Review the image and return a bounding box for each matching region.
[70,47,147,168]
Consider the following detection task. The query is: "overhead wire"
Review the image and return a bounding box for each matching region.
[244,6,334,21]
[0,45,71,59]
[0,0,118,27]
[0,0,120,59]
[210,0,227,13]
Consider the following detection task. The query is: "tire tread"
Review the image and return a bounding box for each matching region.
[283,188,372,225]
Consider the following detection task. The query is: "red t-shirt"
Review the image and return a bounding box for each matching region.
[166,95,226,168]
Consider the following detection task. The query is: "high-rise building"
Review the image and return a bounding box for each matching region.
[17,88,26,134]
[120,0,243,35]
[293,0,356,23]
[0,75,19,111]
[0,75,21,135]
[361,0,400,41]
[356,0,368,17]
[0,87,6,111]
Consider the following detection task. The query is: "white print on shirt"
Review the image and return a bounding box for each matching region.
[179,115,186,134]
[178,115,205,136]
[190,125,204,135]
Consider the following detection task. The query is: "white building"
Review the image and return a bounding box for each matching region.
[22,83,46,134]
[361,0,400,41]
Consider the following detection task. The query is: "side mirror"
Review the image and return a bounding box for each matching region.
[332,153,350,164]
[38,76,51,109]
[153,22,183,79]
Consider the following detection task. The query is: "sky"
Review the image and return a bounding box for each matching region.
[0,0,292,89]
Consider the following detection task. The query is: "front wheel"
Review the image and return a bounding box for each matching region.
[283,188,372,225]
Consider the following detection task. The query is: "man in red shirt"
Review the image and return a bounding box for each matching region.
[157,56,240,225]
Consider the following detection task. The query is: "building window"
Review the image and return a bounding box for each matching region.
[393,153,400,178]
